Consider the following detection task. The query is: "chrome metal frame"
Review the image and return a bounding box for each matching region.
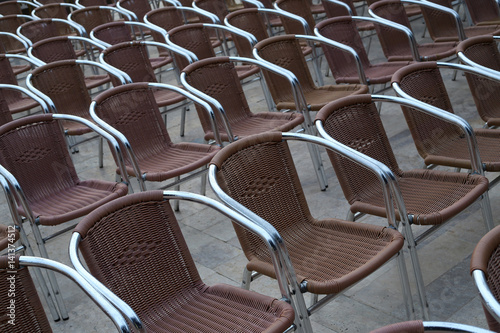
[473,268,500,327]
[69,190,294,333]
[422,321,494,332]
[209,132,416,331]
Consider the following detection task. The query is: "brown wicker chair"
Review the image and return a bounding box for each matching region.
[0,255,135,332]
[368,0,458,62]
[70,190,296,333]
[471,225,500,333]
[463,0,500,26]
[31,2,81,19]
[17,18,86,48]
[253,34,368,112]
[240,0,283,28]
[321,0,375,31]
[456,35,500,128]
[27,59,129,165]
[366,0,421,17]
[90,82,222,208]
[315,16,412,90]
[209,131,414,327]
[68,5,133,36]
[0,113,130,321]
[116,0,152,23]
[315,94,495,319]
[370,320,494,332]
[0,83,51,124]
[0,14,34,54]
[392,61,500,183]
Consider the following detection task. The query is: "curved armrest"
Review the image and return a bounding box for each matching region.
[0,31,29,50]
[31,3,83,18]
[28,35,107,63]
[77,58,132,84]
[191,1,222,23]
[203,22,258,46]
[0,83,50,114]
[472,269,500,325]
[272,2,312,34]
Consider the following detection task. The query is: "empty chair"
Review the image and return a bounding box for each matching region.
[68,5,133,36]
[463,0,500,26]
[31,2,82,19]
[321,0,375,31]
[315,16,412,90]
[392,61,500,183]
[370,320,494,333]
[69,190,296,332]
[0,15,34,53]
[0,83,51,124]
[315,94,495,319]
[240,0,283,28]
[17,18,87,47]
[116,0,153,23]
[208,131,414,327]
[456,35,500,128]
[0,113,130,321]
[368,0,458,61]
[253,34,368,112]
[366,0,421,17]
[274,0,320,35]
[90,82,222,203]
[193,0,228,24]
[471,225,500,333]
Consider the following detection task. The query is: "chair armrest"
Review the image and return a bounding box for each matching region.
[272,2,312,34]
[0,31,29,50]
[191,1,222,23]
[419,0,466,41]
[0,83,50,114]
[203,22,258,47]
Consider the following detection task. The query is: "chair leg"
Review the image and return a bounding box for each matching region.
[346,210,355,221]
[480,192,494,231]
[396,250,415,320]
[241,266,252,290]
[310,293,318,306]
[200,166,207,196]
[180,106,188,137]
[305,141,328,191]
[99,137,103,168]
[174,176,180,211]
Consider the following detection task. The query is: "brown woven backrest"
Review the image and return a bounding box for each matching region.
[368,0,414,60]
[0,2,23,15]
[254,35,315,104]
[30,37,77,63]
[91,21,135,45]
[322,0,357,17]
[78,0,109,6]
[0,256,53,333]
[315,95,402,204]
[275,0,315,34]
[392,62,464,159]
[19,19,65,43]
[463,0,500,25]
[0,15,30,52]
[210,131,314,264]
[32,4,73,19]
[70,7,114,33]
[93,83,172,166]
[315,17,370,80]
[101,41,156,85]
[0,89,13,126]
[182,57,252,133]
[0,114,80,202]
[0,56,23,106]
[30,60,92,119]
[225,9,269,58]
[457,36,500,125]
[144,7,184,32]
[118,0,150,22]
[74,190,203,319]
[168,24,215,70]
[193,0,229,23]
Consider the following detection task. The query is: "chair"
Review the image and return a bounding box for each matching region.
[209,131,414,329]
[116,0,154,23]
[0,255,135,332]
[366,0,421,18]
[253,34,368,112]
[368,0,458,62]
[68,5,133,36]
[90,82,222,207]
[471,225,500,333]
[0,113,130,321]
[0,15,34,54]
[463,0,500,26]
[0,32,31,74]
[315,16,412,91]
[321,0,375,31]
[392,61,500,186]
[17,18,87,47]
[100,40,193,136]
[456,35,500,128]
[241,0,283,28]
[0,54,45,116]
[0,83,51,124]
[370,320,494,332]
[69,190,296,332]
[274,0,320,36]
[27,59,130,165]
[0,0,38,16]
[315,93,495,319]
[31,2,82,20]
[420,0,500,43]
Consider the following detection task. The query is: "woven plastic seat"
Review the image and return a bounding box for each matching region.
[209,131,414,327]
[370,320,494,333]
[456,35,500,128]
[392,61,500,176]
[0,224,18,251]
[253,34,368,111]
[368,0,458,62]
[315,94,495,319]
[70,190,295,333]
[471,225,500,333]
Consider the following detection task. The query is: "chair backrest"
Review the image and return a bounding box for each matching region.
[92,83,175,166]
[30,36,79,63]
[463,0,500,25]
[0,1,25,15]
[225,8,269,58]
[101,41,156,85]
[275,0,315,34]
[168,23,215,70]
[456,35,500,126]
[418,0,460,42]
[321,0,357,18]
[254,35,315,104]
[74,190,203,320]
[193,0,228,23]
[32,3,75,19]
[77,0,110,6]
[145,6,185,33]
[29,60,92,119]
[0,15,32,52]
[0,56,24,107]
[91,21,140,45]
[316,95,403,204]
[315,17,371,80]
[69,6,119,34]
[0,89,13,126]
[117,0,150,21]
[182,57,252,135]
[0,257,53,332]
[0,114,81,203]
[391,62,465,160]
[19,19,77,43]
[368,0,415,61]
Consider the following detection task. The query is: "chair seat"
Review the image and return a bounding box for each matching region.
[119,142,221,181]
[350,169,489,226]
[335,61,412,84]
[141,282,295,332]
[18,180,129,226]
[9,96,40,114]
[84,74,111,90]
[422,128,500,172]
[235,64,260,80]
[275,84,369,111]
[150,55,173,70]
[433,25,500,43]
[387,41,458,62]
[12,64,31,75]
[245,219,404,294]
[153,88,187,108]
[205,111,304,142]
[357,20,375,31]
[0,224,18,251]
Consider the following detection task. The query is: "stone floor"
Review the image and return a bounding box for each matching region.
[3,5,500,333]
